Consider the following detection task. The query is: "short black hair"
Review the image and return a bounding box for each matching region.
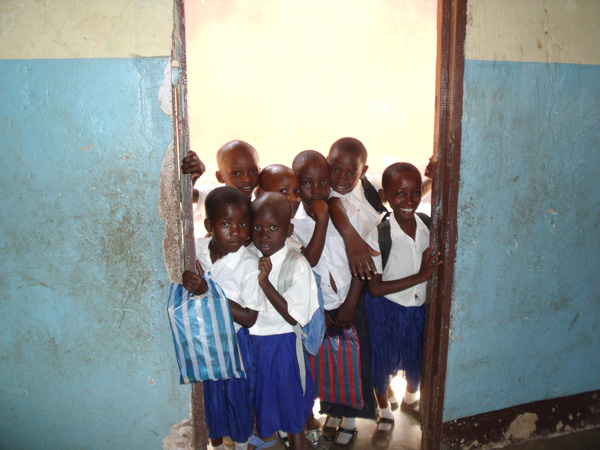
[292,150,328,173]
[205,186,250,221]
[382,162,422,191]
[258,164,295,189]
[330,137,368,165]
[251,192,291,228]
[216,140,259,169]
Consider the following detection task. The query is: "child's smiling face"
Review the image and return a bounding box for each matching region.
[381,170,422,223]
[328,148,367,195]
[205,203,250,257]
[216,146,260,199]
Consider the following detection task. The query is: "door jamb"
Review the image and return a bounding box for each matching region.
[421,1,467,449]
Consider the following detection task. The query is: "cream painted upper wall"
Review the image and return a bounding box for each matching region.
[465,0,600,64]
[0,0,173,59]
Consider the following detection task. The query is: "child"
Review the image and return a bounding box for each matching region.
[181,140,261,237]
[249,193,320,450]
[327,137,387,281]
[365,162,442,447]
[254,164,323,445]
[291,150,377,449]
[182,186,263,450]
[255,164,301,217]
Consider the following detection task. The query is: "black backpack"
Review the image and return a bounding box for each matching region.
[377,212,431,269]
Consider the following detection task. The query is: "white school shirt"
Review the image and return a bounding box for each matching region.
[292,203,366,311]
[330,178,386,233]
[195,237,263,332]
[248,245,320,336]
[365,214,430,307]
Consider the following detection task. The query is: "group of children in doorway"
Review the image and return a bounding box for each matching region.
[179,137,443,450]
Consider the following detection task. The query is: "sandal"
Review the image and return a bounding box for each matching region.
[322,415,341,441]
[401,399,421,423]
[277,431,290,448]
[330,427,357,449]
[248,434,278,450]
[371,417,395,447]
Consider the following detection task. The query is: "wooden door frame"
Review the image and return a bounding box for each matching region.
[421,1,467,449]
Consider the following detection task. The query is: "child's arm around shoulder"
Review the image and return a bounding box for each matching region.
[367,245,443,298]
[328,197,379,281]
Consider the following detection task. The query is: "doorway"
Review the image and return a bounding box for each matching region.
[174,1,463,448]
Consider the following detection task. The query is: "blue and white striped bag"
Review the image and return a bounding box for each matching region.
[167,272,246,384]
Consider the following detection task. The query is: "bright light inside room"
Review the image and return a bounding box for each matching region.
[184,0,437,183]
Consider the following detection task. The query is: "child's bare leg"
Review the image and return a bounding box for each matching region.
[376,392,388,409]
[210,437,223,449]
[306,413,321,430]
[288,430,306,450]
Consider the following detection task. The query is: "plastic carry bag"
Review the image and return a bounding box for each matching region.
[167,272,246,384]
[310,325,364,410]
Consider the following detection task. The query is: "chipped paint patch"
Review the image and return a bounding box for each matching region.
[159,141,184,284]
[504,413,538,441]
[163,416,193,450]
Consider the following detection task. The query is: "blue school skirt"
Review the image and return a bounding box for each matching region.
[251,332,314,437]
[365,293,425,395]
[203,327,255,443]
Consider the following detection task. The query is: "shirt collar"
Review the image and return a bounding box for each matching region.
[268,245,290,267]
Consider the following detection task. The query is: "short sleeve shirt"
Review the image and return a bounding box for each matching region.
[249,245,320,336]
[366,214,430,307]
[195,237,263,331]
[292,203,365,310]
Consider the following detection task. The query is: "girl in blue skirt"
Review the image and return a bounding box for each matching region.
[364,163,442,447]
[183,187,263,450]
[249,193,321,450]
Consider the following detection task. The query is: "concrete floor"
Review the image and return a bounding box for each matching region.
[219,374,600,450]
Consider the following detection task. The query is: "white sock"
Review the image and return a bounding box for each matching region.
[325,416,342,428]
[378,404,394,430]
[404,390,420,406]
[211,444,225,450]
[335,417,356,444]
[234,441,248,450]
[341,417,356,430]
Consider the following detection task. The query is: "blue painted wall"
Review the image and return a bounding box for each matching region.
[0,58,189,448]
[443,60,600,421]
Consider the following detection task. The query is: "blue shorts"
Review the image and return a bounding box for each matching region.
[366,293,425,394]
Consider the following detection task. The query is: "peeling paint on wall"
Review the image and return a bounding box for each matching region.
[160,141,185,284]
[504,413,538,441]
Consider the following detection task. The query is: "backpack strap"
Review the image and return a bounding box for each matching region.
[277,249,309,394]
[377,213,392,270]
[362,177,388,214]
[416,212,431,230]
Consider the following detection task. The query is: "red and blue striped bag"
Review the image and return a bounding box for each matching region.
[310,325,364,410]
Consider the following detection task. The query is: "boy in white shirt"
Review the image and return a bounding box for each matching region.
[182,186,262,450]
[365,163,442,447]
[249,193,320,450]
[291,150,377,449]
[327,137,388,281]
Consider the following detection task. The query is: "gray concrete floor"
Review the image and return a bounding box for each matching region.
[220,373,600,450]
